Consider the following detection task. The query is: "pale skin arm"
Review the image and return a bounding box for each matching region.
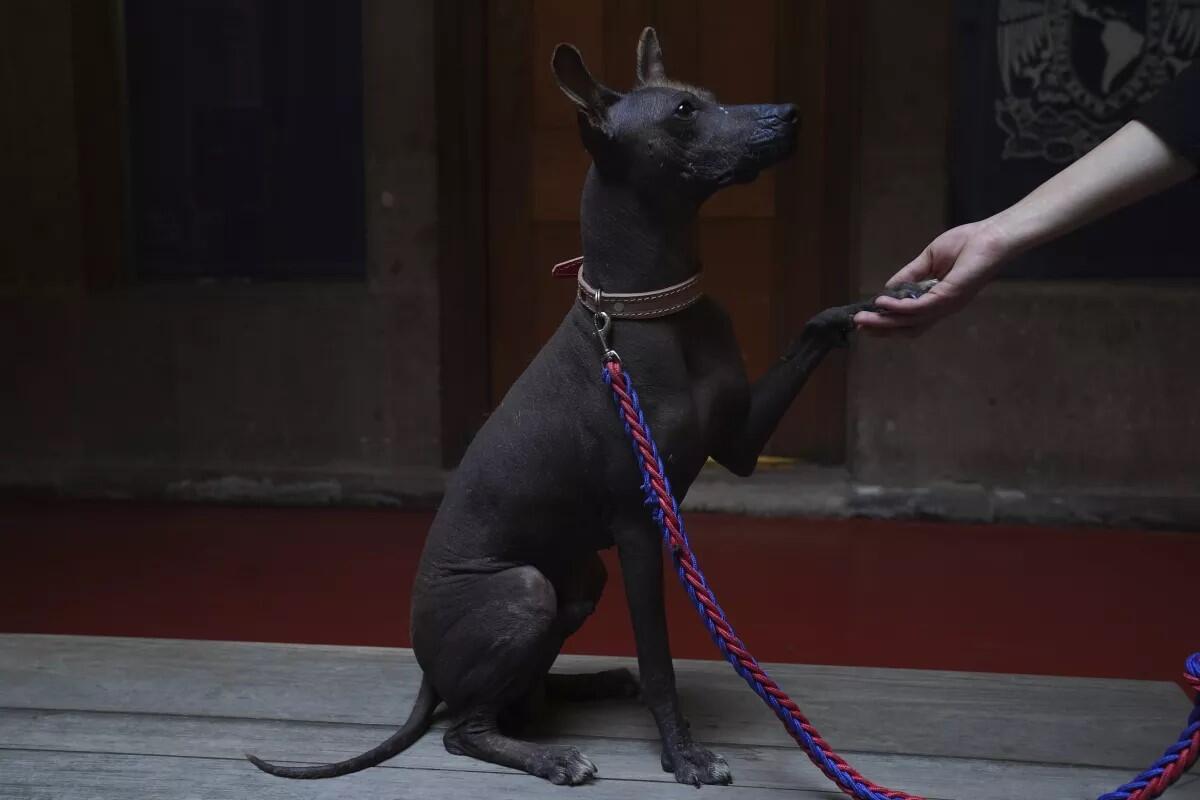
[854,119,1198,335]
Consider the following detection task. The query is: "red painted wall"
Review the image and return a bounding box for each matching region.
[4,501,1197,682]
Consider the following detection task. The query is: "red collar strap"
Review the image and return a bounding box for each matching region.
[551,256,704,320]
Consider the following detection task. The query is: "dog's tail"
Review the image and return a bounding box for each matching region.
[246,674,438,779]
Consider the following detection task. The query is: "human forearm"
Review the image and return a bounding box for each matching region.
[985,120,1196,260]
[858,112,1198,335]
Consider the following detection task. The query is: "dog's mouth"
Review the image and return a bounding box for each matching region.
[721,126,798,186]
[756,122,799,164]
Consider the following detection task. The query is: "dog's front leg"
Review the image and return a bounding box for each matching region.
[713,282,935,476]
[615,518,732,787]
[711,309,848,476]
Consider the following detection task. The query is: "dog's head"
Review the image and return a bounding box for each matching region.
[552,27,798,208]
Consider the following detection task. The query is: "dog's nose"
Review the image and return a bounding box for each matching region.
[778,104,798,125]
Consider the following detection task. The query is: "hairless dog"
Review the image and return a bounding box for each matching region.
[248,27,929,787]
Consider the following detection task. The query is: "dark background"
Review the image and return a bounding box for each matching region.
[126,0,365,279]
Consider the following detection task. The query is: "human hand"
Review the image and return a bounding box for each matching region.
[853,220,1009,336]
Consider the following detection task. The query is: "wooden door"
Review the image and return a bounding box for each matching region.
[485,0,859,462]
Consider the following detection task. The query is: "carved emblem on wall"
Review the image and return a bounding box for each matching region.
[996,0,1198,162]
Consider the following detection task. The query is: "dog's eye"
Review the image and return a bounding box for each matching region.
[673,99,697,118]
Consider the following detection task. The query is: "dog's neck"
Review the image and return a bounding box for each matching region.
[579,166,701,294]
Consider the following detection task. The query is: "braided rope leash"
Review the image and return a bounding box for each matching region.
[601,357,1200,800]
[1099,653,1200,800]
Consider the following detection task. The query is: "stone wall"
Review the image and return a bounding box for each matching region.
[0,1,444,504]
[847,0,1200,507]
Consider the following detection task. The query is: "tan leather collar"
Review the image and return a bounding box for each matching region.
[576,270,704,320]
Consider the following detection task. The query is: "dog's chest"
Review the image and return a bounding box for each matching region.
[683,314,750,456]
[690,361,747,453]
[636,352,746,483]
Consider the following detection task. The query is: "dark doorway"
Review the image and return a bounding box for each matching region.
[125,0,366,279]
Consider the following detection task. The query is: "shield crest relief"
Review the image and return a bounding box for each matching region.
[996,0,1198,162]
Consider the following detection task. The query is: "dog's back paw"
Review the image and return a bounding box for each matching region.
[533,746,599,785]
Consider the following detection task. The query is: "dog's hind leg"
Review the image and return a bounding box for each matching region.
[445,708,598,785]
[433,565,600,785]
[545,669,640,702]
[544,553,641,703]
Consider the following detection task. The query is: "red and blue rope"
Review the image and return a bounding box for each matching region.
[602,358,1200,800]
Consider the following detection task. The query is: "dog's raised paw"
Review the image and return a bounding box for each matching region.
[534,746,598,786]
[662,743,733,787]
[882,278,938,300]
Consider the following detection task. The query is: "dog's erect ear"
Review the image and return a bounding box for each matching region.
[635,27,666,85]
[552,44,620,125]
